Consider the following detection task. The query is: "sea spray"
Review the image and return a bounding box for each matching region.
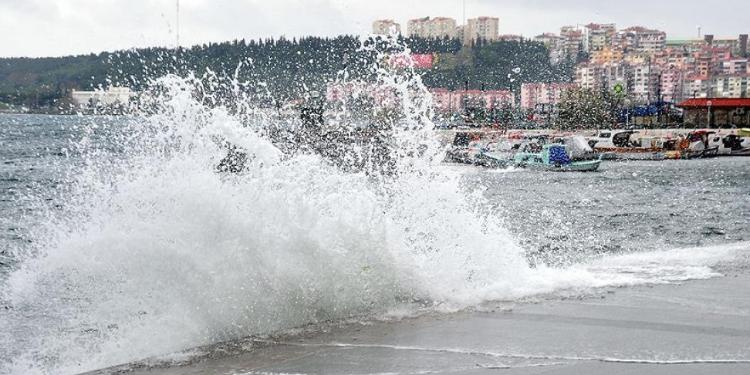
[2,36,746,374]
[1,37,528,373]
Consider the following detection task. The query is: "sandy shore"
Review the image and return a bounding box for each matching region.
[90,270,750,375]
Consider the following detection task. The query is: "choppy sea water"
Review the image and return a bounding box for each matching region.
[1,107,749,374]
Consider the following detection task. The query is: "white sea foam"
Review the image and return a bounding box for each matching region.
[2,40,747,374]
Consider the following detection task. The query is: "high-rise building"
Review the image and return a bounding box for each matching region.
[534,33,565,64]
[617,26,666,54]
[407,17,458,39]
[585,23,616,52]
[713,75,750,98]
[575,64,602,90]
[658,66,685,103]
[465,17,499,42]
[630,62,658,103]
[560,26,585,59]
[372,19,401,35]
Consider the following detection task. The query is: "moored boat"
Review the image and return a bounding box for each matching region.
[513,144,602,172]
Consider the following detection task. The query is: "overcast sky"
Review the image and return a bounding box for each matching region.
[1,0,748,58]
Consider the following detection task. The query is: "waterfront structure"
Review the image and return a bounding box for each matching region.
[407,17,458,39]
[677,98,750,127]
[372,19,401,35]
[464,17,499,42]
[70,87,134,107]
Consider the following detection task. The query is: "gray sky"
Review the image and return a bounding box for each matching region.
[1,0,748,58]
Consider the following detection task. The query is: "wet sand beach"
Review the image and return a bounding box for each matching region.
[95,266,750,375]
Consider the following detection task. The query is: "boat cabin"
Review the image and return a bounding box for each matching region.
[589,130,638,149]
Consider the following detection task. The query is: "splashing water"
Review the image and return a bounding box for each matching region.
[1,38,744,374]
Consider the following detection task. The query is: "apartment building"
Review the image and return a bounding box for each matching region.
[586,23,616,52]
[407,17,458,39]
[713,75,749,98]
[372,19,401,35]
[560,26,585,59]
[520,83,577,109]
[722,59,749,75]
[465,17,499,42]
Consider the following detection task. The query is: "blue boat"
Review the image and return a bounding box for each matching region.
[513,144,602,172]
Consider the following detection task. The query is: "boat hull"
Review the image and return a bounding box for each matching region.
[519,159,602,172]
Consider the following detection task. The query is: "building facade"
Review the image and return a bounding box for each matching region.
[586,23,616,52]
[70,87,134,108]
[407,17,458,39]
[430,89,514,113]
[465,17,499,42]
[520,83,577,109]
[372,19,401,35]
[560,26,585,59]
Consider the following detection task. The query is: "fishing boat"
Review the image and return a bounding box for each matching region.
[513,144,602,172]
[708,133,750,156]
[588,129,664,160]
[681,130,719,159]
[445,131,513,168]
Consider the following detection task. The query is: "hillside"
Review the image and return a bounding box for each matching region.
[0,36,574,111]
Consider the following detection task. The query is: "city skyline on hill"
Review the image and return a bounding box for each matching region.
[1,0,749,58]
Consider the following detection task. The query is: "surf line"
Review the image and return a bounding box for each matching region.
[254,339,750,365]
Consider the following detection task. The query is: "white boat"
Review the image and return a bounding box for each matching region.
[588,129,639,150]
[708,134,750,156]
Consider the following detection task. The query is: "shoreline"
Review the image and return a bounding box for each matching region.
[89,268,750,375]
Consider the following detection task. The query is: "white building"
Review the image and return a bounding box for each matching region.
[465,17,499,42]
[372,20,401,35]
[575,64,601,90]
[713,75,749,98]
[71,87,134,107]
[618,27,666,54]
[683,75,710,99]
[630,63,657,103]
[407,17,458,39]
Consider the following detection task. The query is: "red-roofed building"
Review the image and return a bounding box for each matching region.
[677,98,750,127]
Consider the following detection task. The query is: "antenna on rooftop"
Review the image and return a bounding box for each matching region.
[176,0,180,48]
[462,0,466,26]
[697,25,701,39]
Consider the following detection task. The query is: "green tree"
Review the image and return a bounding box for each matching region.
[556,88,617,130]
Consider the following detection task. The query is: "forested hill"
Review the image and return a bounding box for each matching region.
[0,35,574,111]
